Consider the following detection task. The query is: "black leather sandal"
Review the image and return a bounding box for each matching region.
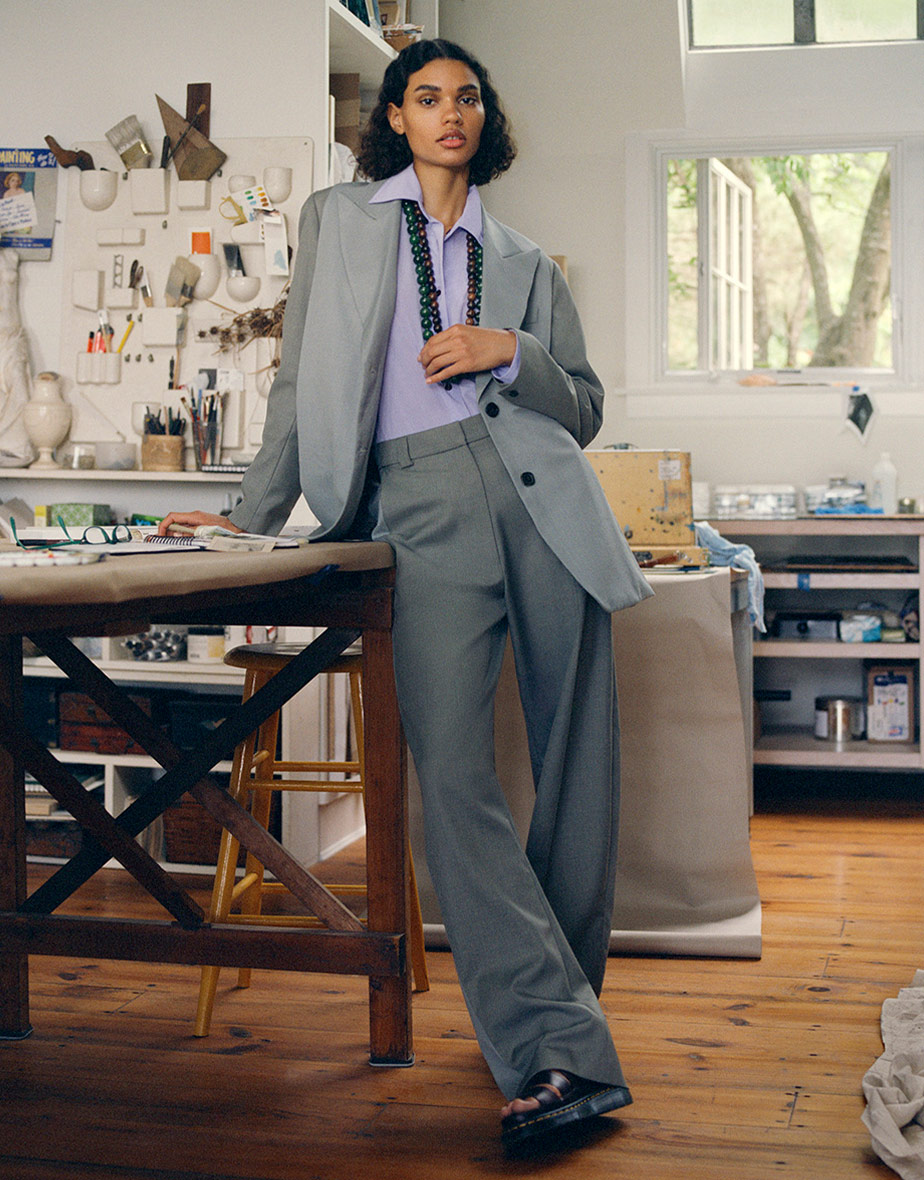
[500,1069,632,1145]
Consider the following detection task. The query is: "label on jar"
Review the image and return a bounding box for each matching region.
[187,629,226,662]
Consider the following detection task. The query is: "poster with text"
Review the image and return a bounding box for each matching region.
[0,148,57,260]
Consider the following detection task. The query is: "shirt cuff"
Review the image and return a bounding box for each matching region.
[491,335,521,385]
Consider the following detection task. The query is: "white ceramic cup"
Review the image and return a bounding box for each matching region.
[191,253,221,300]
[226,274,260,302]
[79,169,118,212]
[262,166,292,204]
[131,401,161,436]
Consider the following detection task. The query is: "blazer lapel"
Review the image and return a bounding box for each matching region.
[338,186,401,358]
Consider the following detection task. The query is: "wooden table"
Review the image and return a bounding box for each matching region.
[0,541,412,1065]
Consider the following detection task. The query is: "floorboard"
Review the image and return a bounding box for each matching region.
[3,768,919,1177]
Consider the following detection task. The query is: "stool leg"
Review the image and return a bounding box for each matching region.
[195,670,262,1037]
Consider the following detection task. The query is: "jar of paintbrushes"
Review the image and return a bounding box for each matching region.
[140,406,186,471]
[181,390,224,471]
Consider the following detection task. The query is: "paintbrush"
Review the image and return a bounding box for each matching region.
[105,115,153,170]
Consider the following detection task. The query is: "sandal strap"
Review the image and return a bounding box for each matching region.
[519,1069,574,1108]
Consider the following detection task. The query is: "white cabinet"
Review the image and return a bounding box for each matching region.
[712,517,923,771]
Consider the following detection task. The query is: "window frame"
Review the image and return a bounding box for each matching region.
[687,0,924,49]
[625,131,923,400]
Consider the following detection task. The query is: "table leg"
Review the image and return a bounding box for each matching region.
[363,628,413,1066]
[0,635,31,1039]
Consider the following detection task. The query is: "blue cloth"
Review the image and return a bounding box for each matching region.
[695,521,766,632]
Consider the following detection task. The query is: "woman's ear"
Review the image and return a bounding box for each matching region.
[387,102,405,136]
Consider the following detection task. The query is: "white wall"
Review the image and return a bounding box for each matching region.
[8,0,924,502]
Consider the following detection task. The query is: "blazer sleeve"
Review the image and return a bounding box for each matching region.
[228,189,328,534]
[501,259,604,450]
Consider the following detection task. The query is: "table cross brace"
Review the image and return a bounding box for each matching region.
[17,627,363,932]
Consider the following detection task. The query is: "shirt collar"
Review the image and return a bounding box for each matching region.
[370,163,483,242]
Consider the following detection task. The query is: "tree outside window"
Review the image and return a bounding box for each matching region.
[665,150,892,373]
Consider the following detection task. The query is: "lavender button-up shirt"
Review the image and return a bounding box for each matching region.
[370,164,519,443]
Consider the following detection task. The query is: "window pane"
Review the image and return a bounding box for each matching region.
[816,0,916,43]
[666,160,699,370]
[665,151,892,374]
[690,0,793,47]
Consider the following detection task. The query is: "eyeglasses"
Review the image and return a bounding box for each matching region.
[10,517,138,548]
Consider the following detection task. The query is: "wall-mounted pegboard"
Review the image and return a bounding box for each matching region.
[57,136,313,467]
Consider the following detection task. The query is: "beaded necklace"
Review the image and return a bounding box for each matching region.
[402,199,483,389]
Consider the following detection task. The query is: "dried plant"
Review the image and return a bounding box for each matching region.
[197,285,289,368]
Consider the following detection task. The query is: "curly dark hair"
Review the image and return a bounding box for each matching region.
[356,39,516,187]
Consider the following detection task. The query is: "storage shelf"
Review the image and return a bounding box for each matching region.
[755,727,921,769]
[713,515,924,537]
[1,468,242,482]
[24,656,244,686]
[44,748,233,772]
[763,571,919,590]
[718,517,924,777]
[754,640,920,659]
[328,0,395,83]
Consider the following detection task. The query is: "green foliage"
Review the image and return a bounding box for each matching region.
[665,150,891,372]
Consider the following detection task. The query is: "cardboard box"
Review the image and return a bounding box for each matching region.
[866,664,916,742]
[586,449,695,546]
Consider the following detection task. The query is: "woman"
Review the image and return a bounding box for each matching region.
[160,39,652,1146]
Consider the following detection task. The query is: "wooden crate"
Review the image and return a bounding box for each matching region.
[57,690,154,755]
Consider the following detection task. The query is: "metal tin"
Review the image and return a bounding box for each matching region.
[814,696,865,741]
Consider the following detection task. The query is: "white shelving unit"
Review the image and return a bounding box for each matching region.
[16,1,421,869]
[713,516,924,771]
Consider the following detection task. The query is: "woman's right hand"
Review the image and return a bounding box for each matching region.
[156,510,243,536]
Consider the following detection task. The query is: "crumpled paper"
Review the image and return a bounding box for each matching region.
[862,970,924,1178]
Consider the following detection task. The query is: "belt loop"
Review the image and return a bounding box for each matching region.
[396,437,413,468]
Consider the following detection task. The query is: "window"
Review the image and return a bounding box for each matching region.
[664,148,893,376]
[688,0,923,47]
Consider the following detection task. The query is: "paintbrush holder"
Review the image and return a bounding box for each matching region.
[79,170,118,212]
[130,169,169,215]
[141,433,184,472]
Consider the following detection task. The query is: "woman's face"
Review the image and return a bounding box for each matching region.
[5,173,23,192]
[387,57,485,176]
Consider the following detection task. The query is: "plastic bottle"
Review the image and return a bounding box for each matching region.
[871,452,898,514]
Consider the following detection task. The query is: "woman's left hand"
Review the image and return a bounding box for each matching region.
[419,325,516,385]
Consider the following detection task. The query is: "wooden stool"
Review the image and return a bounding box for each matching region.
[194,641,429,1037]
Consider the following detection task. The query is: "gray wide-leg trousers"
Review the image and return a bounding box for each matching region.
[375,415,630,1102]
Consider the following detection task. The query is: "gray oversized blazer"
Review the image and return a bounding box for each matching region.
[230,179,652,615]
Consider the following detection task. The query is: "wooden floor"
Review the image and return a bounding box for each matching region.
[4,768,922,1179]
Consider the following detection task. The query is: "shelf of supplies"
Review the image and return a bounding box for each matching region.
[754,640,920,659]
[23,656,244,685]
[44,748,233,772]
[763,571,919,590]
[712,516,924,537]
[755,728,921,769]
[2,468,243,482]
[328,0,395,83]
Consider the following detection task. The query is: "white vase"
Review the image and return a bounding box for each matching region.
[23,371,71,468]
